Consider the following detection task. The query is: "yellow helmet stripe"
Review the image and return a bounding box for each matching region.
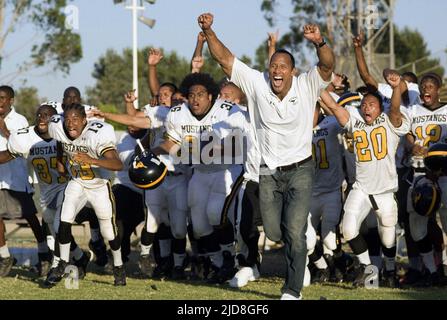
[426,151,447,157]
[133,166,168,189]
[339,96,361,107]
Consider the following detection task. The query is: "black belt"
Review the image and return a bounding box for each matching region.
[261,156,313,172]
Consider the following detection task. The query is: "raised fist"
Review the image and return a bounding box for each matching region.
[384,69,401,89]
[198,13,214,31]
[124,90,138,103]
[268,30,279,47]
[303,24,323,44]
[352,32,364,48]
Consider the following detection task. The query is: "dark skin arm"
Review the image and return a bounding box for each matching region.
[0,118,10,138]
[191,32,206,73]
[385,70,404,128]
[198,13,235,78]
[147,48,163,98]
[72,149,123,171]
[0,150,13,164]
[353,32,379,92]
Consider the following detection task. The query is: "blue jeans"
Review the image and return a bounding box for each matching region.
[259,161,315,297]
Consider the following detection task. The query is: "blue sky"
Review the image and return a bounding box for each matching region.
[1,0,446,101]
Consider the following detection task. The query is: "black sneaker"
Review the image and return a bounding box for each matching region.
[73,251,91,280]
[89,239,108,267]
[312,268,330,284]
[400,268,423,287]
[113,265,126,286]
[171,266,186,280]
[37,252,52,277]
[138,254,153,278]
[0,256,14,277]
[324,254,343,283]
[44,260,68,286]
[152,256,173,279]
[382,270,399,288]
[352,264,372,288]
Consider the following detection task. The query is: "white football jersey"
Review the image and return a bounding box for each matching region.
[312,116,345,194]
[142,104,180,172]
[48,115,117,188]
[165,99,249,172]
[7,126,67,207]
[344,106,410,194]
[114,131,143,194]
[406,103,447,169]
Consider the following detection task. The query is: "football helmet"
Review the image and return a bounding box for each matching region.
[128,150,167,190]
[411,176,441,217]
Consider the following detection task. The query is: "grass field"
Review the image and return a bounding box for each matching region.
[1,244,447,300]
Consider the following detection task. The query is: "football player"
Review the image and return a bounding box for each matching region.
[0,86,50,277]
[320,71,410,287]
[405,73,447,286]
[45,103,125,286]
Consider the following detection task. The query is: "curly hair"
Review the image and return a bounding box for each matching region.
[179,73,219,105]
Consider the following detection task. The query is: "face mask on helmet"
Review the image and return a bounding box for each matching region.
[128,150,167,190]
[424,143,447,175]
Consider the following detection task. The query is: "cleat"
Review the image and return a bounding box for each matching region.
[324,254,344,283]
[44,260,68,287]
[113,265,126,286]
[400,268,423,287]
[89,239,108,267]
[73,250,91,280]
[381,270,399,288]
[152,256,173,279]
[0,256,14,277]
[229,265,260,288]
[352,264,374,288]
[138,254,153,278]
[312,268,330,284]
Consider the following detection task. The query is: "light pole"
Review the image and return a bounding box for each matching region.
[114,0,156,109]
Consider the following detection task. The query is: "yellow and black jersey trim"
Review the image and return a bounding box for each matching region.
[165,133,181,145]
[99,146,116,157]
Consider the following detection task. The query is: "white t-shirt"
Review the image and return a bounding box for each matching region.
[165,99,248,173]
[344,106,410,194]
[406,103,447,169]
[7,126,67,207]
[48,115,117,188]
[0,107,33,192]
[312,116,345,194]
[231,58,331,169]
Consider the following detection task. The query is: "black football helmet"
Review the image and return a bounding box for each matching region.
[411,176,442,217]
[424,143,447,174]
[337,92,362,108]
[128,150,167,190]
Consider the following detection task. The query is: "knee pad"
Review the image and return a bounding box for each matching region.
[99,218,117,241]
[322,231,337,251]
[306,223,317,252]
[342,214,359,242]
[378,211,397,228]
[379,226,396,249]
[206,192,227,227]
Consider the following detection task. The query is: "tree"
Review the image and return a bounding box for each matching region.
[0,0,82,77]
[377,26,444,77]
[14,86,40,123]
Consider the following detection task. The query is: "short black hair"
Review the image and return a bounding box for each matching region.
[270,49,296,69]
[363,91,384,111]
[159,82,178,93]
[0,85,14,98]
[356,86,369,95]
[420,73,443,88]
[63,86,81,99]
[179,73,219,105]
[38,104,58,115]
[401,72,418,84]
[64,103,86,118]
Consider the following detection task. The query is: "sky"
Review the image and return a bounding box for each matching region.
[1,0,446,101]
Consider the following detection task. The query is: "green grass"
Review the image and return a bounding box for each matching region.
[1,265,447,300]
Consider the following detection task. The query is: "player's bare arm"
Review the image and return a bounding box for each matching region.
[0,150,13,164]
[0,117,10,138]
[191,32,206,73]
[147,48,163,98]
[198,13,235,77]
[91,109,151,129]
[304,24,334,81]
[386,69,404,128]
[353,32,379,92]
[124,90,144,117]
[73,149,123,171]
[267,30,279,62]
[320,89,350,127]
[152,139,180,157]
